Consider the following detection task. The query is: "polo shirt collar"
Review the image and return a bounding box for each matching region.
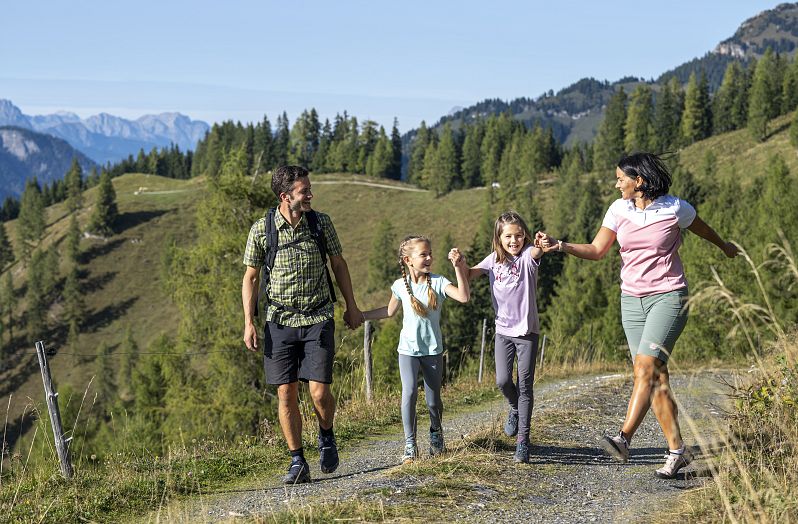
[626,196,667,213]
[274,209,307,230]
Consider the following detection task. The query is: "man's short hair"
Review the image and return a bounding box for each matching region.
[271,165,309,198]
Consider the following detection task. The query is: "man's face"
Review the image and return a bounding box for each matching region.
[282,176,313,213]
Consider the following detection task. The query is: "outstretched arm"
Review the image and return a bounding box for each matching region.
[535,227,616,261]
[445,248,470,303]
[329,254,363,329]
[687,215,739,258]
[363,294,400,321]
[242,265,260,352]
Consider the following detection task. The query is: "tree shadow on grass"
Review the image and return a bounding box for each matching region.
[114,210,168,235]
[81,271,118,294]
[80,238,126,264]
[83,297,138,333]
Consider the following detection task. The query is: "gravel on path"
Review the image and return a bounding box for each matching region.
[157,369,736,523]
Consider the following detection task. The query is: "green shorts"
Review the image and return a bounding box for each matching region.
[620,289,689,363]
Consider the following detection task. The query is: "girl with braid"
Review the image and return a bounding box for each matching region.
[363,235,470,463]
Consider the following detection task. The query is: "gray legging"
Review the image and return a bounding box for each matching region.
[495,332,539,442]
[398,353,444,443]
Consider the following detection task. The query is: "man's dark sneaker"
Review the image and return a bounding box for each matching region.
[318,433,339,474]
[504,409,519,437]
[283,457,310,484]
[514,440,530,464]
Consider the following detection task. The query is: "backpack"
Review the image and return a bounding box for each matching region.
[255,207,337,317]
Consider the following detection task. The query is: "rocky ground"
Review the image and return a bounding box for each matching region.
[154,369,738,523]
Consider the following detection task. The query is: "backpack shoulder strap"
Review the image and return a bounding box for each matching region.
[255,207,278,318]
[264,207,279,270]
[305,210,336,302]
[305,210,327,259]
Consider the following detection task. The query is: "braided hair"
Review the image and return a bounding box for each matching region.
[398,235,438,317]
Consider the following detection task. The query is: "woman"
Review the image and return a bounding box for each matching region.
[536,152,738,479]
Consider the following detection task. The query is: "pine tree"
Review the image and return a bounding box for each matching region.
[748,48,780,141]
[653,77,684,152]
[274,112,290,167]
[783,56,798,114]
[255,115,274,172]
[87,171,118,236]
[0,272,14,343]
[25,249,47,340]
[419,138,439,191]
[390,119,403,180]
[66,213,81,263]
[480,113,514,184]
[681,71,712,144]
[713,62,745,134]
[624,84,654,152]
[790,109,798,149]
[0,222,13,269]
[460,123,484,188]
[93,342,115,413]
[366,128,393,178]
[17,178,46,260]
[65,158,84,213]
[407,122,430,185]
[118,326,139,403]
[593,88,627,170]
[429,123,459,196]
[367,219,397,292]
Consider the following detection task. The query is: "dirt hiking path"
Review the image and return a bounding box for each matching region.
[156,369,737,523]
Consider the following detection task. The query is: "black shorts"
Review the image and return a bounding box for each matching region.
[263,319,335,385]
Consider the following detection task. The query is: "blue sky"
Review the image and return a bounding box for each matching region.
[0,1,782,132]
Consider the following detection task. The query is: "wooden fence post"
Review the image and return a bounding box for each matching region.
[478,318,487,383]
[363,321,373,402]
[35,341,73,479]
[539,334,547,370]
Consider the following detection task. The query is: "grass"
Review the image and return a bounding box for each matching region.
[663,333,798,523]
[0,364,507,523]
[678,112,798,185]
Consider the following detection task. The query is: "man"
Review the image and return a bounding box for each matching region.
[242,165,362,484]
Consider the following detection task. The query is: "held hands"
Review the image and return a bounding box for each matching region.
[448,247,467,268]
[534,231,560,253]
[344,307,364,330]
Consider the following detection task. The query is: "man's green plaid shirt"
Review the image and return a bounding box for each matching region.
[243,209,342,327]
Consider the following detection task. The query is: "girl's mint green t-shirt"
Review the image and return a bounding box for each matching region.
[390,274,451,356]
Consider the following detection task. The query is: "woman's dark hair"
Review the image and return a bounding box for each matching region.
[271,165,309,198]
[617,152,671,200]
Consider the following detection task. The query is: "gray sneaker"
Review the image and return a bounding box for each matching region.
[401,440,418,464]
[429,429,445,456]
[514,440,530,464]
[655,448,693,479]
[600,431,630,463]
[504,409,519,437]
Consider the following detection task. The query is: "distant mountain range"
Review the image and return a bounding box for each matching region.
[0,126,95,200]
[0,99,209,165]
[415,2,798,147]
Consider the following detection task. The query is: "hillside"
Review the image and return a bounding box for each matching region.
[0,126,95,199]
[3,109,797,455]
[412,3,798,148]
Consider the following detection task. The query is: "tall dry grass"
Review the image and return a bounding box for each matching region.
[673,234,798,523]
